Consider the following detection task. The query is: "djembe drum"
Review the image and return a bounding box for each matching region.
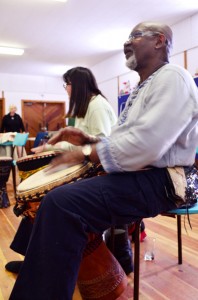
[0,156,13,208]
[15,162,103,219]
[15,162,127,299]
[77,233,127,300]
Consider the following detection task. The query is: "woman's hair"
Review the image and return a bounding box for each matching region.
[63,66,106,118]
[9,105,17,112]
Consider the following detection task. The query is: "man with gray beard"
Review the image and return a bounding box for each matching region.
[10,21,198,300]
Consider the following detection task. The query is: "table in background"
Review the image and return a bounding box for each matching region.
[0,132,16,157]
[0,141,13,157]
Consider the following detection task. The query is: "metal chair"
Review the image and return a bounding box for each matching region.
[165,202,198,264]
[133,203,198,300]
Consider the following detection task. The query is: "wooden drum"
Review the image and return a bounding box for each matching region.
[14,162,101,219]
[16,151,57,181]
[78,234,127,300]
[0,156,13,208]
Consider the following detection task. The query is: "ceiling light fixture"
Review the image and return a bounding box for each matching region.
[0,47,24,56]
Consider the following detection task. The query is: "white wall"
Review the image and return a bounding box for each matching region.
[0,73,68,116]
[1,13,198,118]
[92,53,140,115]
[170,13,198,75]
[93,13,198,116]
[97,77,118,115]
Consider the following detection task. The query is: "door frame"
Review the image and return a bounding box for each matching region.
[0,91,6,124]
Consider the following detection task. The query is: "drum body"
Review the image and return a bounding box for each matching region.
[15,162,101,219]
[16,151,57,181]
[78,234,127,300]
[0,156,13,208]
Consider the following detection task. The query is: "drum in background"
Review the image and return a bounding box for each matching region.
[77,234,127,300]
[14,162,102,219]
[16,151,57,181]
[0,157,13,208]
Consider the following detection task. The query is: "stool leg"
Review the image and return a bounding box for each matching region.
[177,215,182,264]
[134,220,141,300]
[11,164,16,198]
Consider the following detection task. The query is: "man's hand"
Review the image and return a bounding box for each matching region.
[45,149,84,173]
[31,144,45,154]
[48,127,99,146]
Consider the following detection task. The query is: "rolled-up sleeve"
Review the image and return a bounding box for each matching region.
[96,137,124,173]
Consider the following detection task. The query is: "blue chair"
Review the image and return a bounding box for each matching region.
[33,132,48,148]
[165,202,198,264]
[132,203,198,300]
[132,157,198,299]
[12,132,29,158]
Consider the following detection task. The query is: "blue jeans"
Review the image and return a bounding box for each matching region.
[9,168,177,300]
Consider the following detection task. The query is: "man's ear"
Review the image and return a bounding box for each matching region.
[155,34,166,49]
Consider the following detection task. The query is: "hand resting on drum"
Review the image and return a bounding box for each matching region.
[44,148,85,174]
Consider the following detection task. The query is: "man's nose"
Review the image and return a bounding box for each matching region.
[124,39,132,47]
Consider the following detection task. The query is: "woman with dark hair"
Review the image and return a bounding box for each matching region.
[32,66,116,153]
[6,67,134,279]
[63,66,107,119]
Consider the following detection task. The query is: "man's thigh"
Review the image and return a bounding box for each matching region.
[40,168,174,232]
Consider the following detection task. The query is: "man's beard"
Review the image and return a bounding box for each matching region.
[125,54,137,70]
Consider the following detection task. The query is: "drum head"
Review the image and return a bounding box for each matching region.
[0,156,12,161]
[16,162,93,199]
[17,151,56,163]
[16,151,57,171]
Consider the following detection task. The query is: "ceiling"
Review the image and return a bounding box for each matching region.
[0,0,198,77]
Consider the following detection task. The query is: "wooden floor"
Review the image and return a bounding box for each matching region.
[0,172,198,300]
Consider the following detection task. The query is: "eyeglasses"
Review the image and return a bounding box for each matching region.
[63,82,71,89]
[127,31,164,42]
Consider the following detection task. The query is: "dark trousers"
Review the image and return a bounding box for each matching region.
[10,168,177,300]
[10,217,33,256]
